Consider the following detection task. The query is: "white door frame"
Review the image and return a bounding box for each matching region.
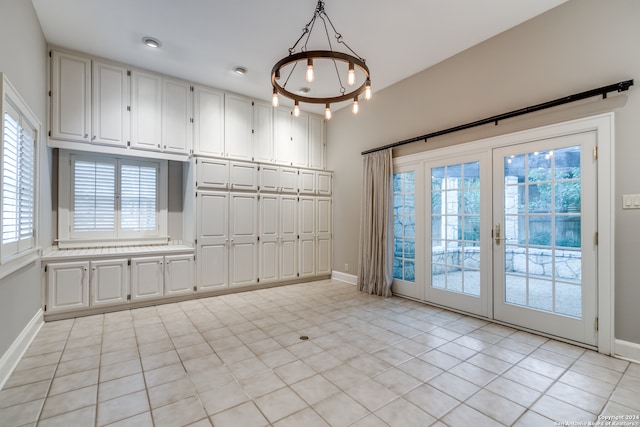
[393,113,614,354]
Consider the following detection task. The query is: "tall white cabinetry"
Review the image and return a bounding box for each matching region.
[130,70,162,151]
[162,78,192,154]
[196,191,229,291]
[224,93,253,161]
[193,86,224,157]
[259,194,298,283]
[229,193,258,287]
[51,51,128,147]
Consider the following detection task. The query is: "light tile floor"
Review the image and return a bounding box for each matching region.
[1,279,639,427]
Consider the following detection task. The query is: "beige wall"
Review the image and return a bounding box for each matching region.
[327,0,640,344]
[0,0,49,356]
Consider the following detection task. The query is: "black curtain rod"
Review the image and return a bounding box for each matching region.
[361,79,634,156]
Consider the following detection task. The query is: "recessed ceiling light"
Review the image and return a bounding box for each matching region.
[299,87,311,94]
[142,37,161,48]
[233,66,248,75]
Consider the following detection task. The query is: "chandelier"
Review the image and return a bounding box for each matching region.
[270,0,372,119]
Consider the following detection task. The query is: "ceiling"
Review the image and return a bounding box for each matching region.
[32,0,567,114]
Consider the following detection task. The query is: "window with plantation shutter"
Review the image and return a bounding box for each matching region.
[2,100,36,259]
[60,151,167,246]
[120,162,158,233]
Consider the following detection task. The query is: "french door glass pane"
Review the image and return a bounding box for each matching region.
[393,171,416,282]
[502,146,583,318]
[431,162,480,296]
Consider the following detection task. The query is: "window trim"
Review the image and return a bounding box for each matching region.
[58,150,168,248]
[0,73,40,276]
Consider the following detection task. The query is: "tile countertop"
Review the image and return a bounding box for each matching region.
[41,243,194,261]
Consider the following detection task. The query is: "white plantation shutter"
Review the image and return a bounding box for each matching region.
[68,154,161,240]
[120,163,158,231]
[72,159,116,233]
[2,100,36,257]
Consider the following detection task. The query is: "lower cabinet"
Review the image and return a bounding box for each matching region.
[91,259,129,307]
[45,251,194,314]
[131,254,194,301]
[47,261,90,313]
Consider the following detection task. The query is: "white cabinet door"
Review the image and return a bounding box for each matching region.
[259,194,279,283]
[164,254,194,296]
[131,256,164,300]
[162,78,192,154]
[253,100,273,163]
[197,191,228,291]
[316,197,332,275]
[317,171,333,195]
[50,51,91,142]
[193,85,224,157]
[280,195,298,280]
[309,115,325,169]
[292,112,309,168]
[230,161,258,191]
[225,93,253,161]
[280,167,299,193]
[298,196,316,278]
[259,164,280,192]
[196,158,229,189]
[92,61,128,147]
[274,107,292,165]
[130,70,162,151]
[299,170,316,194]
[229,193,258,287]
[90,258,128,307]
[46,261,89,313]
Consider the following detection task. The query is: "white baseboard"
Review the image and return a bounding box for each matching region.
[614,339,640,364]
[332,271,357,285]
[0,309,44,390]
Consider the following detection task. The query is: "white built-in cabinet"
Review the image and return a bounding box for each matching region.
[49,48,326,168]
[130,70,162,151]
[130,254,194,301]
[195,159,332,291]
[90,259,129,307]
[224,93,254,161]
[51,51,129,147]
[44,250,194,315]
[229,193,259,287]
[46,261,90,313]
[253,100,274,163]
[193,85,224,157]
[162,77,192,154]
[196,191,229,291]
[92,61,128,147]
[259,194,298,283]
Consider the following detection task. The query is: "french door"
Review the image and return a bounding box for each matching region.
[393,121,604,347]
[493,132,598,345]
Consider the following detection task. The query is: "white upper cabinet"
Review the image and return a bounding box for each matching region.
[225,93,253,161]
[280,167,299,193]
[299,169,316,194]
[196,158,229,189]
[193,85,224,157]
[91,61,129,147]
[253,100,274,163]
[130,70,162,151]
[292,112,309,168]
[309,115,325,169]
[230,161,258,191]
[162,77,192,154]
[317,171,333,195]
[274,107,292,165]
[50,51,91,143]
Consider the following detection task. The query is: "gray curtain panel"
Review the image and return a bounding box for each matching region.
[358,149,393,297]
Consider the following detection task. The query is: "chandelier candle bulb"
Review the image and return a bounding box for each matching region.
[365,79,372,101]
[294,101,300,117]
[352,97,359,114]
[325,103,332,120]
[272,88,279,107]
[348,63,356,86]
[306,58,315,83]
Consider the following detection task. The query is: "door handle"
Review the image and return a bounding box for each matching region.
[494,224,507,245]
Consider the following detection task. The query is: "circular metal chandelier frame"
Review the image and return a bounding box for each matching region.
[271,50,370,105]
